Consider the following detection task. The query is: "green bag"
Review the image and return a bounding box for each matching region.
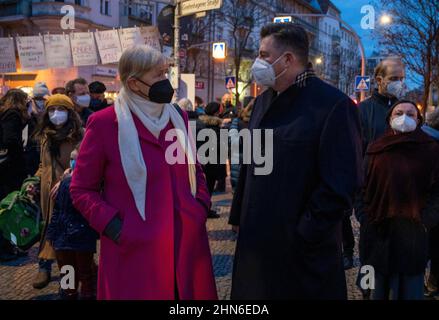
[0,177,43,251]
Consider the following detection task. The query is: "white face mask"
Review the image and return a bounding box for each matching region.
[75,94,91,108]
[386,81,407,99]
[251,54,287,88]
[49,110,68,126]
[390,114,417,133]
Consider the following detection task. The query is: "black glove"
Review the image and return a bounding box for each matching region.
[103,216,122,244]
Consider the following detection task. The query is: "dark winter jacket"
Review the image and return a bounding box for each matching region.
[0,108,27,200]
[229,76,363,299]
[197,114,226,181]
[361,128,439,275]
[47,176,98,252]
[358,89,398,154]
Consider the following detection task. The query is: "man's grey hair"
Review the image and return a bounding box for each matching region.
[427,107,439,130]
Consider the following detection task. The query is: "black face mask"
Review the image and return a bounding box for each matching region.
[136,78,174,104]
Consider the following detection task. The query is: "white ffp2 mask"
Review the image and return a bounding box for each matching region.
[251,54,287,88]
[390,114,417,133]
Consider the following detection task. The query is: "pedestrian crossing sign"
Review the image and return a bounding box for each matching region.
[355,76,370,92]
[213,42,226,59]
[225,77,236,89]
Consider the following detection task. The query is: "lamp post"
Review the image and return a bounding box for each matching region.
[277,13,367,102]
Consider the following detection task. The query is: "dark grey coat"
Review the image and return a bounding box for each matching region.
[229,77,363,299]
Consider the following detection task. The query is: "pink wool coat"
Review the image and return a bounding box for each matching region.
[70,106,218,300]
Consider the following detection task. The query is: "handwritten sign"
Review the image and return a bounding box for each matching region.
[70,32,98,67]
[119,28,143,52]
[44,34,72,69]
[95,30,122,64]
[16,36,47,71]
[139,26,161,52]
[0,38,17,73]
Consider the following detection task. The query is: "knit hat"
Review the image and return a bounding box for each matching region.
[33,82,50,98]
[89,81,107,94]
[205,102,221,116]
[45,94,74,110]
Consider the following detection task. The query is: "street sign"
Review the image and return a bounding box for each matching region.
[169,66,179,89]
[180,0,222,17]
[195,81,205,90]
[225,76,236,89]
[212,42,226,59]
[355,76,371,92]
[274,16,292,23]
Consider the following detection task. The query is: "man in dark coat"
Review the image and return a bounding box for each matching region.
[228,23,363,300]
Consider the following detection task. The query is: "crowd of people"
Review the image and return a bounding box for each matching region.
[0,21,438,301]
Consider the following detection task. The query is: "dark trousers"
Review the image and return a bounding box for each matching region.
[343,212,355,257]
[55,250,96,299]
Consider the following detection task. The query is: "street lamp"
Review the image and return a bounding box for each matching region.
[380,14,392,25]
[276,13,367,102]
[315,57,323,65]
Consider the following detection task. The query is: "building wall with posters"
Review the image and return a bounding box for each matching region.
[0,0,122,95]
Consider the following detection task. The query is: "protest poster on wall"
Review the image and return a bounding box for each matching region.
[44,34,73,69]
[95,29,122,64]
[139,26,162,52]
[119,27,143,52]
[16,35,47,71]
[70,32,98,66]
[0,38,17,73]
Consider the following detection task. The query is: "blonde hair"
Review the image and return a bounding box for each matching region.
[119,45,166,88]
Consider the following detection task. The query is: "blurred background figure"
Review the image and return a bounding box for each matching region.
[51,87,66,95]
[195,96,205,115]
[89,81,112,113]
[66,78,93,127]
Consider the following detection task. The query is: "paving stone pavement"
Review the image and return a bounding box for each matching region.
[0,191,364,300]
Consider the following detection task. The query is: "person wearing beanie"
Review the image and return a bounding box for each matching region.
[89,81,111,112]
[30,93,83,290]
[360,100,439,300]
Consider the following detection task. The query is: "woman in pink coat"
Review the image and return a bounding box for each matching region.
[70,45,217,300]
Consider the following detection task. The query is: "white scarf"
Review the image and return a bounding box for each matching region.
[115,87,197,221]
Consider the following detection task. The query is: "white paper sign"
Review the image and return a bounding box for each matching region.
[119,28,143,52]
[44,34,73,69]
[95,30,122,64]
[139,26,161,52]
[70,32,98,66]
[0,38,17,73]
[16,36,47,71]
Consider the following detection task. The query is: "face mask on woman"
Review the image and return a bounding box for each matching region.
[135,78,174,104]
[49,110,68,126]
[390,114,417,133]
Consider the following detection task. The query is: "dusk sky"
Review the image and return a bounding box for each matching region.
[331,0,381,57]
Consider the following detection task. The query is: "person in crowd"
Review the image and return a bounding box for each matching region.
[0,89,31,261]
[178,98,199,135]
[360,100,439,300]
[65,78,93,126]
[32,94,83,289]
[89,81,112,112]
[220,93,236,119]
[228,23,362,299]
[195,96,205,115]
[47,146,98,300]
[354,57,407,293]
[52,87,66,95]
[24,82,50,177]
[421,107,439,298]
[198,102,227,219]
[70,45,217,300]
[229,98,254,192]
